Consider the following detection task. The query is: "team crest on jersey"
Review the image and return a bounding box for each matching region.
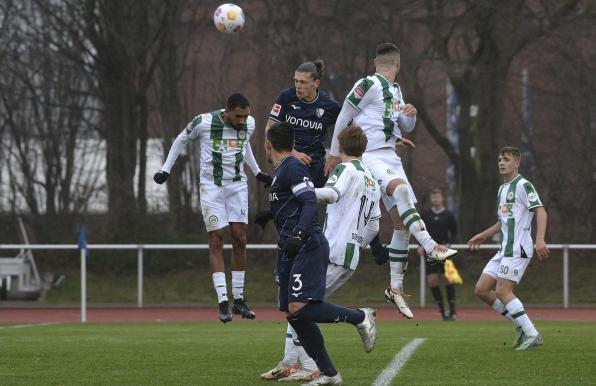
[238,130,246,140]
[353,87,364,99]
[507,191,514,200]
[271,103,282,117]
[316,108,325,118]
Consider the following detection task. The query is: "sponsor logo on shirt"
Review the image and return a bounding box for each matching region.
[354,87,364,99]
[291,104,301,110]
[285,115,323,131]
[271,103,282,117]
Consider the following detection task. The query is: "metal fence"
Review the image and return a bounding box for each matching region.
[1,243,594,322]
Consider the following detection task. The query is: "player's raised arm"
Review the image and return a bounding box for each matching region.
[467,221,500,250]
[154,119,199,184]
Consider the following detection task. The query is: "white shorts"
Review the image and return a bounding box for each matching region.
[362,148,417,210]
[199,181,248,231]
[324,264,354,298]
[482,251,532,284]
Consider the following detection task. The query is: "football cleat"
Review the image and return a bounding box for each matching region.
[511,326,524,349]
[278,368,320,382]
[442,311,456,321]
[514,334,543,351]
[261,362,299,380]
[426,244,457,263]
[356,308,377,353]
[218,300,232,323]
[232,298,256,320]
[384,287,414,319]
[301,372,344,385]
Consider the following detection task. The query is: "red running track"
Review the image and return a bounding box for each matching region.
[0,307,594,324]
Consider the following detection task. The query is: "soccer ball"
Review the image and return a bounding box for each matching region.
[213,3,245,34]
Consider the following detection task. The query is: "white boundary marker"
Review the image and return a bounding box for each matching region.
[372,338,427,386]
[0,323,56,330]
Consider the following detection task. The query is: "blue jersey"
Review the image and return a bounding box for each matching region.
[269,156,320,244]
[269,88,341,160]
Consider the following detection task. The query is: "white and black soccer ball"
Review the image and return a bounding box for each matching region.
[213,3,245,34]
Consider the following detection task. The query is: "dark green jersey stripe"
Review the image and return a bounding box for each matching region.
[346,78,374,108]
[503,176,520,256]
[350,159,364,171]
[343,242,355,269]
[325,164,347,187]
[210,111,225,186]
[374,74,395,142]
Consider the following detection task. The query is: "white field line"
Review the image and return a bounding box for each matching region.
[372,338,427,386]
[0,322,56,330]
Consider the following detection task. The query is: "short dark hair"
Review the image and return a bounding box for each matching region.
[338,125,368,157]
[430,188,443,196]
[295,59,325,81]
[375,42,400,57]
[499,146,521,160]
[267,122,294,152]
[226,93,250,110]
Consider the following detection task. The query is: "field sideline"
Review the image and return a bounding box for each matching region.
[1,314,595,385]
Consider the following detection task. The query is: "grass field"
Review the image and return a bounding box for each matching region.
[1,320,595,385]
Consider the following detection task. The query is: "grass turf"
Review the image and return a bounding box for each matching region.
[0,320,595,385]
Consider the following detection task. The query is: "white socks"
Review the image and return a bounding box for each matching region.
[491,298,514,322]
[392,184,436,253]
[505,298,538,337]
[231,271,245,300]
[388,230,410,291]
[212,272,228,303]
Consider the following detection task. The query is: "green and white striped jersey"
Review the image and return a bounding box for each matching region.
[161,109,259,186]
[323,160,382,270]
[344,73,409,151]
[496,174,543,258]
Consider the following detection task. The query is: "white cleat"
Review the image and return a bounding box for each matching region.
[514,334,544,351]
[278,368,320,382]
[426,244,457,263]
[261,362,299,380]
[301,372,344,385]
[356,308,377,353]
[384,288,414,319]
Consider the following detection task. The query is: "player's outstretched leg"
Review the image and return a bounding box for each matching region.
[385,230,413,319]
[391,184,456,262]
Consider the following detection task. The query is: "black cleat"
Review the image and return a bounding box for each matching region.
[218,301,232,323]
[232,298,256,320]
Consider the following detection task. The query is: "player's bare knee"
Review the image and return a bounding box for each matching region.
[386,178,406,196]
[474,283,489,300]
[208,230,224,247]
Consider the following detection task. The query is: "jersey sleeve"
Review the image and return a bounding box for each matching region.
[370,196,382,220]
[268,90,289,123]
[345,78,375,111]
[185,114,207,139]
[324,163,354,201]
[521,181,543,210]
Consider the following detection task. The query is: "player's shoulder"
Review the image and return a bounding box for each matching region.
[318,90,341,108]
[276,88,297,103]
[246,115,256,129]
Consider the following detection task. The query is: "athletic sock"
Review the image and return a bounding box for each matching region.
[298,350,318,372]
[231,271,245,300]
[294,301,365,325]
[287,317,337,377]
[392,184,436,253]
[430,286,445,315]
[212,272,228,303]
[505,298,539,337]
[387,230,409,291]
[282,323,299,366]
[491,298,514,322]
[446,284,456,316]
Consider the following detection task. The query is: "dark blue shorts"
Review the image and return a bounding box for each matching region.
[309,157,327,188]
[277,230,329,312]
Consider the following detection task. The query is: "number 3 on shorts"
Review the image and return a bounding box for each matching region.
[292,274,303,291]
